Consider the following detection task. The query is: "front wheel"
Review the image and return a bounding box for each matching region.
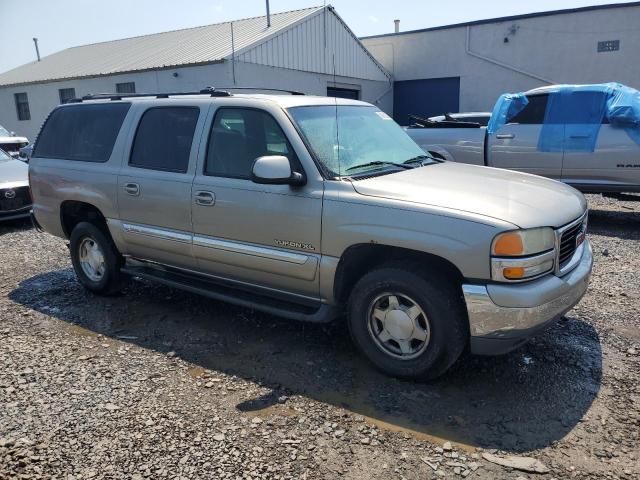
[347,265,468,380]
[69,222,124,295]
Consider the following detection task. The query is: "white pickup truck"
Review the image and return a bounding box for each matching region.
[407,85,640,193]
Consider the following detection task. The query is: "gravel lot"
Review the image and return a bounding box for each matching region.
[1,194,638,479]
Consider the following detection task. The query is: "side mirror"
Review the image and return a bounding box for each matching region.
[19,145,33,162]
[251,155,305,186]
[10,131,16,137]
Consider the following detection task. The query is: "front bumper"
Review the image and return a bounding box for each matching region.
[463,239,593,355]
[0,206,32,222]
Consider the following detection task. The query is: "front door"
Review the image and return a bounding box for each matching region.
[117,105,204,269]
[487,93,563,179]
[191,106,322,298]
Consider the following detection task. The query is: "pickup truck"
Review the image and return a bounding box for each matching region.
[29,89,592,380]
[407,84,640,193]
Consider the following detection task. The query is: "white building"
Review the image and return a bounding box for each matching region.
[361,1,640,124]
[0,6,391,141]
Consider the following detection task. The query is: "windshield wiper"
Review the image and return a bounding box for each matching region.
[403,154,436,166]
[345,161,413,172]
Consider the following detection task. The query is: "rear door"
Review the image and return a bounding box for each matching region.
[117,104,205,269]
[487,94,563,179]
[561,91,640,191]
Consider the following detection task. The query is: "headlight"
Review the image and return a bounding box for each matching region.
[491,227,555,282]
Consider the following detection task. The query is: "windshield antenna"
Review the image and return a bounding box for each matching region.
[332,53,340,177]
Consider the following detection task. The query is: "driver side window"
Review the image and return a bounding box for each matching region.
[205,108,297,179]
[508,94,548,125]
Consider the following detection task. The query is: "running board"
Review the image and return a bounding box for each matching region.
[121,264,337,323]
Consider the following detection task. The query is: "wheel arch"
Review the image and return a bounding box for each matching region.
[60,200,109,239]
[333,243,465,305]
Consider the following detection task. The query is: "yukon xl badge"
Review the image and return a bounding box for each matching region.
[275,239,316,251]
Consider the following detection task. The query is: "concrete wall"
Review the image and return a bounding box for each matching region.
[0,61,391,141]
[363,4,640,113]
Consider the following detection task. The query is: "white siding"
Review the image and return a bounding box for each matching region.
[0,62,392,141]
[363,4,640,112]
[237,9,389,82]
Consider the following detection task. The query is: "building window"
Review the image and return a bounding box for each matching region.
[14,93,30,121]
[327,86,360,100]
[59,88,76,104]
[597,40,619,52]
[116,82,136,94]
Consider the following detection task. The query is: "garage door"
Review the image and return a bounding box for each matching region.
[393,77,460,125]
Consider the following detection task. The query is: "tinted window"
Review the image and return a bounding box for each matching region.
[205,108,297,179]
[34,103,130,162]
[508,94,548,124]
[59,88,76,104]
[327,87,360,100]
[130,107,199,173]
[14,93,30,121]
[116,82,136,94]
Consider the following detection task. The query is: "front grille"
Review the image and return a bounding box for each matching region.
[1,142,22,153]
[0,186,32,212]
[558,219,585,268]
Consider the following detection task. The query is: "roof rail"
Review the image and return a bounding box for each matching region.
[73,87,232,102]
[217,86,305,95]
[71,86,304,103]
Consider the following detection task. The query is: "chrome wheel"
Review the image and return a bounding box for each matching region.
[367,292,431,360]
[78,237,106,282]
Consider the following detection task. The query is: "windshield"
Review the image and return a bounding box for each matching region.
[0,125,10,137]
[288,105,428,177]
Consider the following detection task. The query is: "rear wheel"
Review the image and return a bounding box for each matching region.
[347,265,467,380]
[69,222,124,295]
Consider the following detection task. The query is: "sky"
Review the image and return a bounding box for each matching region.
[0,0,637,74]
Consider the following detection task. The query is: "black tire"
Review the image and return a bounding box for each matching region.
[69,222,124,295]
[347,264,468,380]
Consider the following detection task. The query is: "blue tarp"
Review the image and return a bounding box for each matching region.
[489,83,640,152]
[486,93,528,135]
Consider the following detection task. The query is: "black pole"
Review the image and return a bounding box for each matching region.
[33,38,41,62]
[266,0,271,27]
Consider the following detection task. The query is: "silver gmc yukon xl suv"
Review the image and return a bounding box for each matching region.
[29,90,593,379]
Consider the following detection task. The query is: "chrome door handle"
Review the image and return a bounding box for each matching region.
[124,182,140,196]
[495,134,515,139]
[194,191,215,206]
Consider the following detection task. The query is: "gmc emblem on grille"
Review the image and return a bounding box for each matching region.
[4,189,16,199]
[576,227,586,247]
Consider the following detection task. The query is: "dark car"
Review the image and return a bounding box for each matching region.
[0,148,32,221]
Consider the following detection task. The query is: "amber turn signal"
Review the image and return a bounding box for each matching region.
[503,267,525,279]
[493,232,524,256]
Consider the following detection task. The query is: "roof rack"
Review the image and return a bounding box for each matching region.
[219,86,305,95]
[71,86,305,103]
[73,87,231,102]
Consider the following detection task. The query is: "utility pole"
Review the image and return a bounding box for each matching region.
[33,38,41,61]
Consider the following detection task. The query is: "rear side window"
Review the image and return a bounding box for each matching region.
[508,94,548,124]
[34,103,130,162]
[129,107,199,173]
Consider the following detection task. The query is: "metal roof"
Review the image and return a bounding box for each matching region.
[360,1,640,40]
[0,5,377,87]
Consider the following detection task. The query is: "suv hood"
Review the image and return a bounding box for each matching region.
[351,162,586,229]
[0,157,28,186]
